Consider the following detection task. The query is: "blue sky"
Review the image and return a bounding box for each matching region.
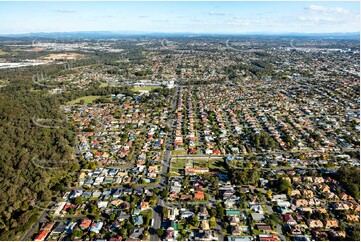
[0,1,359,34]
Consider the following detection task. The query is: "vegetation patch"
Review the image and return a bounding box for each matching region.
[132,85,162,92]
[67,95,103,104]
[171,150,187,156]
[170,158,226,173]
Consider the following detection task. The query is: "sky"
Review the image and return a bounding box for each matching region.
[0,1,359,34]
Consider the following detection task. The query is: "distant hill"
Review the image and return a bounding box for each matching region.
[0,31,359,40]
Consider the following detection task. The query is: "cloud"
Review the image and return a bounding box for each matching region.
[209,11,227,16]
[151,19,169,23]
[226,17,270,27]
[304,5,350,14]
[298,16,336,23]
[138,15,149,18]
[227,20,250,26]
[54,9,76,14]
[93,15,115,19]
[301,4,359,28]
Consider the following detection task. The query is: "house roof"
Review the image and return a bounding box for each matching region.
[34,230,48,241]
[194,191,204,199]
[251,213,265,221]
[256,224,272,231]
[80,219,92,229]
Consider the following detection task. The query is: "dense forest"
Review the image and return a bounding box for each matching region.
[0,55,147,239]
[0,60,106,239]
[0,78,75,239]
[333,165,360,201]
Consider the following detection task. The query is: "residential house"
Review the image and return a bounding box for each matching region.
[284,214,297,225]
[90,222,103,234]
[194,191,205,200]
[79,219,92,230]
[323,219,339,228]
[329,230,346,240]
[34,230,48,241]
[201,220,210,230]
[140,202,149,211]
[256,224,272,234]
[307,219,323,229]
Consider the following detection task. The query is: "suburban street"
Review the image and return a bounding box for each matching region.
[21,202,51,241]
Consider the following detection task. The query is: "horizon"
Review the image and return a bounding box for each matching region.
[1,30,360,36]
[0,1,359,35]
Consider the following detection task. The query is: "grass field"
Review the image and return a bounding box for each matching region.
[171,150,188,156]
[99,82,123,88]
[170,158,226,173]
[0,50,8,55]
[99,82,108,88]
[132,85,162,92]
[169,171,180,177]
[67,96,102,104]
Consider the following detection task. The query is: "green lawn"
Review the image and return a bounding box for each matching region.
[169,171,180,177]
[170,159,187,172]
[132,85,162,92]
[170,158,226,173]
[171,150,188,156]
[100,82,123,88]
[67,96,102,104]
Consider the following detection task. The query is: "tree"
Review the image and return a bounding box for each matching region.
[0,75,74,240]
[143,229,150,240]
[90,205,97,214]
[119,228,127,237]
[74,196,82,205]
[334,165,360,200]
[279,178,292,194]
[266,190,273,199]
[68,208,75,215]
[161,190,169,198]
[156,228,164,237]
[209,208,217,217]
[52,183,63,191]
[125,221,134,231]
[217,205,225,218]
[209,217,216,228]
[191,216,200,227]
[162,207,169,216]
[346,227,360,241]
